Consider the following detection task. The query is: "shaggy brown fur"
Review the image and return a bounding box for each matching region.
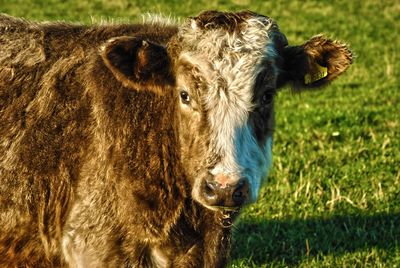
[0,11,352,267]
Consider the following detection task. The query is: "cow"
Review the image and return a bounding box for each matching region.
[0,10,352,267]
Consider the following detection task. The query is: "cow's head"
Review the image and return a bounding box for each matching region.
[169,10,352,211]
[101,11,352,211]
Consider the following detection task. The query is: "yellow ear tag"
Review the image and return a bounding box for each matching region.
[304,64,328,85]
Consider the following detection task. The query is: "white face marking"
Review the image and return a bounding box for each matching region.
[236,129,273,201]
[211,125,273,202]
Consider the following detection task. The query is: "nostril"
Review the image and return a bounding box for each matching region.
[204,180,219,200]
[205,181,215,196]
[232,189,244,204]
[232,179,249,206]
[201,179,221,206]
[232,189,244,203]
[233,189,243,199]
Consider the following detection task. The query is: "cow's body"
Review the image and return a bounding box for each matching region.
[0,15,204,267]
[0,12,352,267]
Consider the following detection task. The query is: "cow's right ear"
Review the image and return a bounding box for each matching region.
[100,36,174,95]
[276,35,353,90]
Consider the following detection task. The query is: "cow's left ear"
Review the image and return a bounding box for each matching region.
[276,35,353,90]
[101,36,174,95]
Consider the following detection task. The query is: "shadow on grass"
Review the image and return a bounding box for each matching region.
[231,213,400,265]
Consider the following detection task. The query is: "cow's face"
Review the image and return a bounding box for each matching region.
[100,11,352,211]
[169,11,352,211]
[170,11,278,210]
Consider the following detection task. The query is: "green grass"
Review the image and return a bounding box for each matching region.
[1,0,399,267]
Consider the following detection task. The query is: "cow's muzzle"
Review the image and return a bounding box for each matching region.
[200,175,249,210]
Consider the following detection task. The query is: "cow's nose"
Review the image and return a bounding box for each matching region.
[202,178,249,209]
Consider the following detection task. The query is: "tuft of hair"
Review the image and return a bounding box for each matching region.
[91,16,133,26]
[142,13,179,27]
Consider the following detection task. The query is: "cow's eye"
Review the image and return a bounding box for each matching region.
[180,90,190,105]
[261,92,274,106]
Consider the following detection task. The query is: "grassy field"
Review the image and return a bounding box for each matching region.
[1,0,399,267]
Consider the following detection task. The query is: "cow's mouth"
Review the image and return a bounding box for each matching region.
[213,206,241,212]
[202,204,242,212]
